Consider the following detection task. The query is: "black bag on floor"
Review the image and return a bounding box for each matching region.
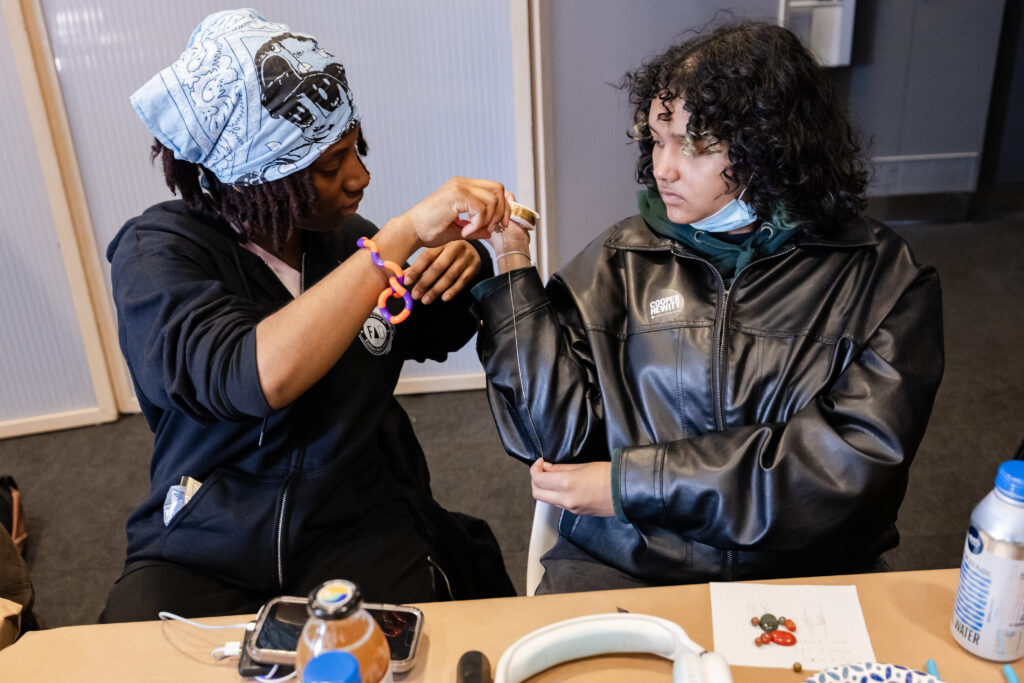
[0,477,26,556]
[1,475,37,640]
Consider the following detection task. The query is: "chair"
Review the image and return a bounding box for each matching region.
[525,500,561,596]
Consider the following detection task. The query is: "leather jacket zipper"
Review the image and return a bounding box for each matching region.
[678,245,796,431]
[723,549,737,580]
[673,241,798,581]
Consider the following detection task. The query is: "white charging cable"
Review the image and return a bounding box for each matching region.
[157,611,258,666]
[256,665,297,682]
[211,641,242,660]
[156,612,299,681]
[158,611,254,631]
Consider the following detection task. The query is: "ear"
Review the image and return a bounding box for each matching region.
[492,612,732,683]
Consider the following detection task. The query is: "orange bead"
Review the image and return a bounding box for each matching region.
[771,630,797,646]
[785,619,796,631]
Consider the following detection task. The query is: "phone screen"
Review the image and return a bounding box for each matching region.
[255,600,306,653]
[365,604,419,661]
[255,599,421,662]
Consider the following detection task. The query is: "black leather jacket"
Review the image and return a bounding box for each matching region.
[475,214,943,584]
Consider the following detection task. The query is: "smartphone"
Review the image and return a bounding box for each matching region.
[239,595,424,676]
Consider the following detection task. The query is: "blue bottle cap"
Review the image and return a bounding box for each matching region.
[996,461,1024,503]
[303,651,361,683]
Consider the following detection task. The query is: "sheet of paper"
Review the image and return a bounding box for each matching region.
[709,582,875,671]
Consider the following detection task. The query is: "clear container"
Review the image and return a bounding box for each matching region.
[296,579,393,682]
[950,460,1024,661]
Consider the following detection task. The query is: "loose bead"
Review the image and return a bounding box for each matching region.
[793,662,803,673]
[754,637,763,646]
[751,616,760,626]
[759,613,779,633]
[760,633,771,644]
[785,619,796,631]
[771,630,797,646]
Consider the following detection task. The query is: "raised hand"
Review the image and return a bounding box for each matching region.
[401,177,511,247]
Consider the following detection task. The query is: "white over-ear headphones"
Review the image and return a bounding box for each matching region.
[492,613,733,683]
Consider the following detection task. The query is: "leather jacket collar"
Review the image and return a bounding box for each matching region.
[604,213,879,254]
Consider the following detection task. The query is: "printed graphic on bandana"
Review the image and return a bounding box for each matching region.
[236,33,358,184]
[133,9,361,186]
[359,310,394,356]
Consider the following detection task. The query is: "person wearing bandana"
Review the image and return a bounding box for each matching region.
[475,22,944,593]
[102,9,514,622]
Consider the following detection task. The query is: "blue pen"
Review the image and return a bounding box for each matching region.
[925,659,940,680]
[1004,664,1020,683]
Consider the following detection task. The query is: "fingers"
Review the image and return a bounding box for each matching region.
[456,182,509,238]
[402,247,438,288]
[529,459,614,517]
[404,177,511,247]
[407,242,482,303]
[530,458,573,504]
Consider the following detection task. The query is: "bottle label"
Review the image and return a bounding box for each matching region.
[951,532,1024,661]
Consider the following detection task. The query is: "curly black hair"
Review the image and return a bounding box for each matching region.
[622,21,868,233]
[151,130,368,252]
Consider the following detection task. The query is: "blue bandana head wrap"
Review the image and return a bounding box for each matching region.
[131,8,361,185]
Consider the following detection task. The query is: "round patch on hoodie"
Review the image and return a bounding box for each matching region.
[359,310,394,356]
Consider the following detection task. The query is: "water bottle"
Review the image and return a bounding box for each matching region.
[950,460,1024,661]
[296,579,393,682]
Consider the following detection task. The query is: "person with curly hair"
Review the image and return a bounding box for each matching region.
[102,9,515,622]
[475,21,944,592]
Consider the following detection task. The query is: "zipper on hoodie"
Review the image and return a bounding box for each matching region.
[271,253,305,589]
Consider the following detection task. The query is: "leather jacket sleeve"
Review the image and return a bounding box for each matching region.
[475,267,609,465]
[617,267,944,551]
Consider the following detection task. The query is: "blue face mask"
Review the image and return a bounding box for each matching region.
[690,187,756,233]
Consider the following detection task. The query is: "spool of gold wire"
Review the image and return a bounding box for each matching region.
[508,201,539,230]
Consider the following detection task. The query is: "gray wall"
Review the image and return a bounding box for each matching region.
[540,1,1006,270]
[540,1,777,269]
[838,0,1004,196]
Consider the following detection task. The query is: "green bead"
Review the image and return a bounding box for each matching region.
[759,613,779,633]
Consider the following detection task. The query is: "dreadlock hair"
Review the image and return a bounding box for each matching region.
[622,20,868,234]
[150,128,369,252]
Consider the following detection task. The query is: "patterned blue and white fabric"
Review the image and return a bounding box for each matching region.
[803,662,941,683]
[131,8,360,185]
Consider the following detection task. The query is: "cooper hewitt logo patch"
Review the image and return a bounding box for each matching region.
[649,291,683,320]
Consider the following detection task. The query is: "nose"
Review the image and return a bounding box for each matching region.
[652,147,678,183]
[343,153,370,193]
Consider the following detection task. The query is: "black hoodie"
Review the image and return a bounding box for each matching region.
[107,200,492,594]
